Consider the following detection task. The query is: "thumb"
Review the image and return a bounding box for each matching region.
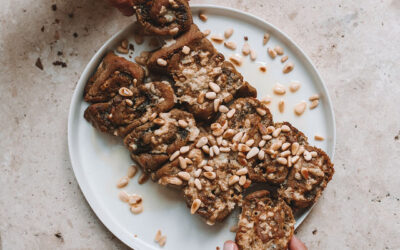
[223,240,239,250]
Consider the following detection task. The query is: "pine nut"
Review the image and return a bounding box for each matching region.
[199,13,208,22]
[178,171,191,181]
[301,168,309,179]
[119,87,133,97]
[277,157,288,165]
[239,144,251,152]
[117,177,129,188]
[272,128,282,137]
[211,35,224,43]
[227,108,236,118]
[266,126,275,134]
[281,55,288,63]
[250,50,257,61]
[212,145,220,155]
[216,136,223,145]
[224,28,234,38]
[256,107,267,116]
[236,168,248,175]
[178,119,188,128]
[158,235,167,247]
[283,62,294,73]
[262,135,272,140]
[220,147,230,153]
[294,101,307,116]
[203,166,214,172]
[291,142,300,155]
[170,150,180,161]
[292,155,300,164]
[273,83,286,95]
[179,156,187,169]
[309,94,320,101]
[274,46,284,55]
[191,199,202,214]
[258,140,266,147]
[314,135,325,141]
[278,99,285,113]
[157,58,167,66]
[125,99,133,106]
[309,100,319,109]
[155,230,162,242]
[202,145,210,154]
[287,156,292,167]
[118,190,130,203]
[166,176,183,185]
[297,146,305,156]
[211,123,221,131]
[128,194,142,205]
[224,41,237,50]
[130,204,143,214]
[281,142,291,151]
[228,175,240,186]
[223,129,235,139]
[197,92,205,104]
[209,82,221,93]
[196,137,208,148]
[169,27,179,35]
[258,150,265,160]
[185,158,193,165]
[219,105,229,113]
[245,139,255,147]
[268,48,277,58]
[241,133,249,143]
[239,175,246,186]
[259,66,267,73]
[202,29,211,36]
[117,46,129,54]
[182,46,190,55]
[206,91,217,100]
[242,42,250,56]
[232,131,244,142]
[263,33,270,45]
[179,146,190,154]
[194,178,202,190]
[311,151,318,157]
[127,165,138,178]
[258,124,268,135]
[204,171,216,180]
[271,141,283,150]
[261,95,272,105]
[289,81,301,92]
[229,55,242,66]
[138,173,149,184]
[280,150,291,157]
[304,151,312,161]
[281,125,291,132]
[246,147,260,159]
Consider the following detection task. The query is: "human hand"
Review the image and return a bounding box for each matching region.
[223,236,307,250]
[107,0,135,16]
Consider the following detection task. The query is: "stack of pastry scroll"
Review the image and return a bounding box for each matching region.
[83,1,334,249]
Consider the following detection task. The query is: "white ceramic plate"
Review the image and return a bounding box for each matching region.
[68,5,335,250]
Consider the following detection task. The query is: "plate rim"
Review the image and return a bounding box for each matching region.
[68,4,336,249]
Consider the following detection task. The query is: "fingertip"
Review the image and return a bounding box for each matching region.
[223,240,239,250]
[289,236,307,250]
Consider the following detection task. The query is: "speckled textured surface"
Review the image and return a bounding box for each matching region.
[0,0,399,249]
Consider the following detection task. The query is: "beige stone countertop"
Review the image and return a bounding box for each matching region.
[1,0,399,249]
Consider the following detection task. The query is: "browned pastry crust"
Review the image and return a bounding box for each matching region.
[147,24,257,121]
[278,145,334,208]
[236,190,295,250]
[124,108,200,174]
[84,52,144,103]
[84,81,175,137]
[133,0,193,36]
[249,122,308,184]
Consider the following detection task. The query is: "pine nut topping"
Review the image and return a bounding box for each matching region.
[157,58,167,66]
[211,35,224,43]
[211,123,221,131]
[277,157,288,165]
[258,150,265,160]
[310,100,319,109]
[178,171,191,181]
[259,140,266,147]
[138,173,149,184]
[294,101,307,116]
[118,190,130,203]
[128,194,142,205]
[119,87,133,97]
[155,230,162,242]
[204,171,216,180]
[309,94,320,101]
[229,55,243,66]
[212,145,220,155]
[203,166,214,172]
[130,204,143,214]
[179,156,187,169]
[263,33,270,45]
[224,28,234,38]
[178,119,188,128]
[219,105,229,113]
[246,147,260,159]
[127,165,138,178]
[239,144,251,152]
[250,50,257,61]
[216,136,223,145]
[202,29,211,36]
[289,81,301,92]
[272,128,282,137]
[273,83,286,95]
[199,13,208,22]
[170,150,180,161]
[281,125,291,132]
[232,131,244,142]
[304,151,312,161]
[281,142,291,151]
[209,82,221,93]
[196,137,208,148]
[191,199,202,214]
[182,46,190,54]
[245,139,255,147]
[194,178,202,190]
[268,48,277,58]
[220,147,230,153]
[206,91,217,100]
[256,108,267,116]
[266,126,275,134]
[224,41,237,50]
[117,177,129,188]
[274,46,284,55]
[167,176,183,185]
[271,141,283,150]
[261,95,272,105]
[241,133,249,143]
[242,42,250,56]
[291,142,300,155]
[236,168,248,175]
[280,150,291,157]
[180,146,190,154]
[194,169,202,178]
[311,151,318,157]
[278,99,285,113]
[314,135,325,141]
[228,175,240,186]
[202,145,210,154]
[283,62,294,73]
[223,129,235,139]
[227,108,236,118]
[239,175,246,186]
[262,135,272,140]
[292,155,300,164]
[281,55,289,63]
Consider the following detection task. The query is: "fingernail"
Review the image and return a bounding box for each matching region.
[223,240,238,250]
